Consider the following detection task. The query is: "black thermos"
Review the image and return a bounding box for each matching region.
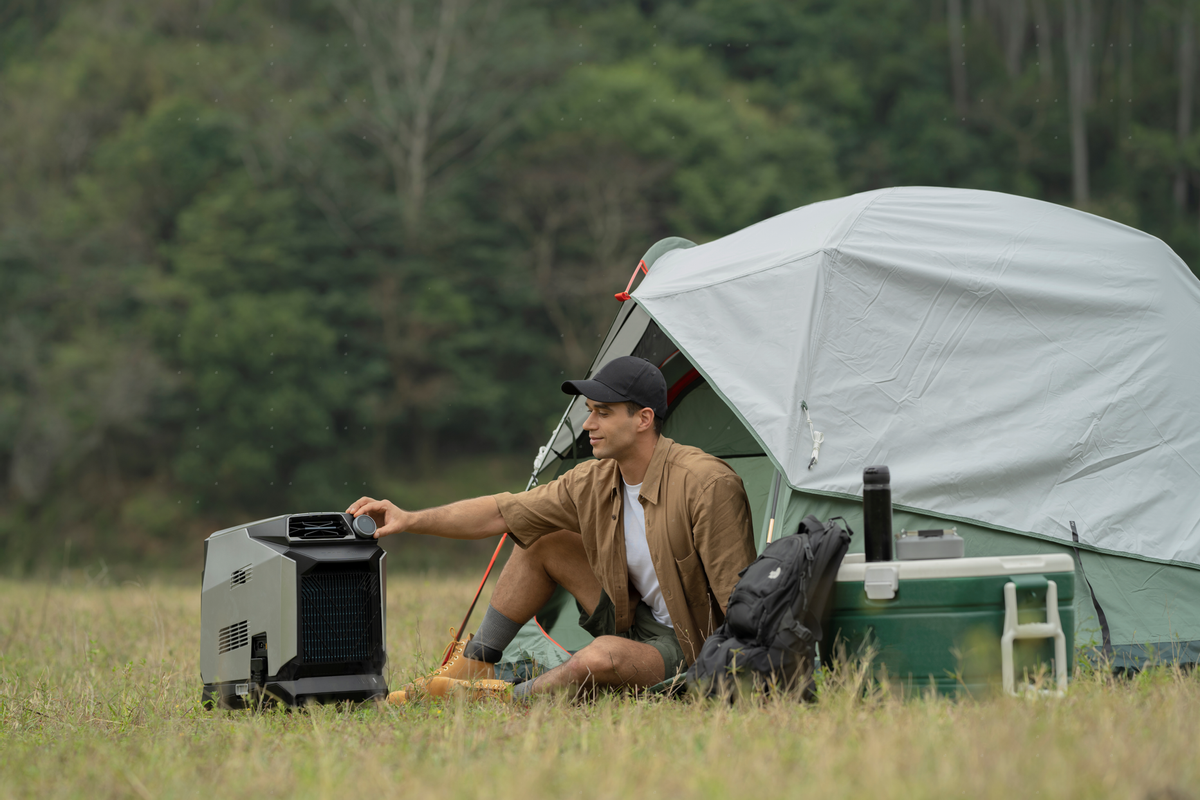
[863,465,893,562]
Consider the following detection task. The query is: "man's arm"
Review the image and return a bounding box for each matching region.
[345,495,508,540]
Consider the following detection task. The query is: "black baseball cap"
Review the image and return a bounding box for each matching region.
[562,356,668,419]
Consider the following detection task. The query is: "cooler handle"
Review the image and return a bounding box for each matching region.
[1001,579,1067,697]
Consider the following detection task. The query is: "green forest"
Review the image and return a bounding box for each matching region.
[2,0,1196,569]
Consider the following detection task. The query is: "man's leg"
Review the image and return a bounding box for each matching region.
[518,636,665,697]
[463,530,600,663]
[390,530,602,704]
[489,535,672,696]
[414,532,670,702]
[489,530,602,621]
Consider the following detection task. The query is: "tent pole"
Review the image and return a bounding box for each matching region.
[765,470,783,545]
[448,533,509,657]
[444,471,542,661]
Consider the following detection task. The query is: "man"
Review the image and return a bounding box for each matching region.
[347,356,756,702]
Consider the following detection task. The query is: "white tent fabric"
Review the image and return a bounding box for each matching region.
[633,187,1200,568]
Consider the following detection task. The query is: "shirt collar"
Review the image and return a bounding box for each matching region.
[606,435,674,505]
[639,435,673,505]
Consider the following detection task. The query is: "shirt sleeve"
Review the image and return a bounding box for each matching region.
[492,471,584,549]
[692,472,757,613]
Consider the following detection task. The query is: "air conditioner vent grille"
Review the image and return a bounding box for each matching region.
[300,569,381,664]
[230,565,252,587]
[288,515,351,540]
[218,620,249,654]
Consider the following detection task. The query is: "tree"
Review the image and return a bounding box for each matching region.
[329,0,554,241]
[323,0,562,467]
[949,0,970,114]
[500,132,667,375]
[1176,0,1196,213]
[1063,0,1095,205]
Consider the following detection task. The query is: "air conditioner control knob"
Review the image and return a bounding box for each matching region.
[351,514,377,539]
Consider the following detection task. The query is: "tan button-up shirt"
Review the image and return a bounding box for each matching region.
[494,436,756,665]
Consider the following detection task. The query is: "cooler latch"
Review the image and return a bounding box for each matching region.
[1001,577,1067,697]
[863,564,899,600]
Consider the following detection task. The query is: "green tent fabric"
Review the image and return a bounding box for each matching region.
[503,187,1200,672]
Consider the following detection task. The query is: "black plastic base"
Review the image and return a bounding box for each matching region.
[202,673,388,709]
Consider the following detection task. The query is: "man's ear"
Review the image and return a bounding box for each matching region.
[637,407,655,433]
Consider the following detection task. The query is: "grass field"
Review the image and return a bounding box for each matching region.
[1,572,1197,800]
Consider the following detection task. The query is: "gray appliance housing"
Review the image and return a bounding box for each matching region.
[200,512,387,708]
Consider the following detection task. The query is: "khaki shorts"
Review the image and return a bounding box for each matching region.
[577,590,687,678]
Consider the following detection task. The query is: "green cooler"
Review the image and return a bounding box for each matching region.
[821,552,1076,697]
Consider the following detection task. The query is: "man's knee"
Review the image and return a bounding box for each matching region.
[563,637,623,682]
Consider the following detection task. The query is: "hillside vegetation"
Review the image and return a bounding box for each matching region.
[3,0,1198,567]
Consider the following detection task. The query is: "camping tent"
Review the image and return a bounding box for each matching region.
[502,186,1200,672]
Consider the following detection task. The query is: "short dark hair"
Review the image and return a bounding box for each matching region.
[623,401,664,435]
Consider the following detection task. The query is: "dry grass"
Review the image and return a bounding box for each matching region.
[1,573,1196,800]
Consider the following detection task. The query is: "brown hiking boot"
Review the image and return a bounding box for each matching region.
[425,676,513,703]
[386,635,496,705]
[388,676,512,705]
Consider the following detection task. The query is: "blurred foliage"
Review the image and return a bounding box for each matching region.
[1,0,1198,568]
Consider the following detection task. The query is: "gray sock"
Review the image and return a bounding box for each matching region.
[512,679,536,699]
[463,605,523,663]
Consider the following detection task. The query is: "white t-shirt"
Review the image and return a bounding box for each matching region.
[622,480,673,627]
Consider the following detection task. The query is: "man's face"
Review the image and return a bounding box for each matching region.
[582,399,643,461]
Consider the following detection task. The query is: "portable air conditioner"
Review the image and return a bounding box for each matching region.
[200,512,388,708]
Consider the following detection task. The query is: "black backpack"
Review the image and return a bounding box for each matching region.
[686,515,853,700]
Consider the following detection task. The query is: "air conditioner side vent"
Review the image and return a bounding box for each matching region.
[218,620,249,653]
[230,565,252,588]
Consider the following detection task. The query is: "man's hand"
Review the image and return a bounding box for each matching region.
[345,495,509,541]
[345,497,412,539]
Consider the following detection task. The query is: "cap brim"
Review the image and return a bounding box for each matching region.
[561,379,630,404]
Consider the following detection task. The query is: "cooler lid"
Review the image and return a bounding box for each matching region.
[836,552,1075,581]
